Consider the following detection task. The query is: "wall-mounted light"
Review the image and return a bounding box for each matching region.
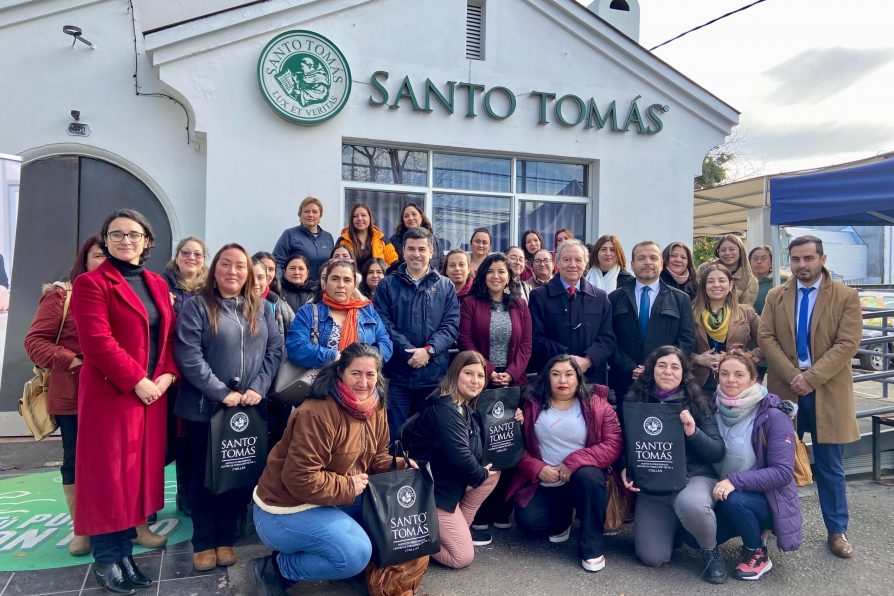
[610,0,631,11]
[62,25,96,49]
[68,110,90,137]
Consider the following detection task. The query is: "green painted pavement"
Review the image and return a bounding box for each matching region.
[0,465,191,571]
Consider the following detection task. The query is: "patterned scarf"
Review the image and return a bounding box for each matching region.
[715,383,767,424]
[333,380,379,420]
[322,294,370,350]
[701,306,730,344]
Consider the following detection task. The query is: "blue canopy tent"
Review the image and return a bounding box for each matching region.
[770,156,894,227]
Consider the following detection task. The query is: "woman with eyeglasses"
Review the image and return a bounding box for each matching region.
[503,246,532,302]
[521,230,545,281]
[162,238,209,517]
[71,210,179,593]
[529,249,554,289]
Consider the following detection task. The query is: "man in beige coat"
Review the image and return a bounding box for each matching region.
[758,236,862,558]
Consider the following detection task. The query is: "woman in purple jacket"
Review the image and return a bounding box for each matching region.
[711,353,802,581]
[458,253,532,536]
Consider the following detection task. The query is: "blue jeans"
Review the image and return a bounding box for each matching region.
[253,503,371,582]
[797,392,848,533]
[386,383,436,442]
[715,490,773,549]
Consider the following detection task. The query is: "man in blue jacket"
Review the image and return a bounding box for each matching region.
[373,227,460,439]
[528,239,616,385]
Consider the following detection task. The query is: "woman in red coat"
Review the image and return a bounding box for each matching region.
[458,253,532,538]
[23,236,104,557]
[72,209,178,594]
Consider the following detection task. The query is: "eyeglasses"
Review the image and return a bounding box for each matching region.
[107,231,146,243]
[179,250,205,260]
[506,256,525,263]
[533,258,553,265]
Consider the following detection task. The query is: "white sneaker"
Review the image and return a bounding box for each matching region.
[549,525,572,543]
[470,523,488,531]
[581,556,606,572]
[493,521,512,529]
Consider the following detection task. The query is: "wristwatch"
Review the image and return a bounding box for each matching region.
[425,345,436,356]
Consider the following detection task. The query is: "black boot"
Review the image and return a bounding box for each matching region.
[701,547,729,584]
[120,556,152,588]
[250,553,292,596]
[93,562,137,594]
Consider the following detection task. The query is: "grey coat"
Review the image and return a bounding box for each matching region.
[173,294,282,422]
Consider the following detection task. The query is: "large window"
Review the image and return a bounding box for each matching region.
[342,143,591,253]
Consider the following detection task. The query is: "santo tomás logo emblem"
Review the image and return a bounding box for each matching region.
[397,486,416,508]
[643,416,663,436]
[492,401,505,419]
[230,412,250,433]
[257,30,352,125]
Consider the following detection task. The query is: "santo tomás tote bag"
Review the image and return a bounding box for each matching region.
[475,386,523,470]
[361,442,440,567]
[622,401,688,495]
[204,403,268,495]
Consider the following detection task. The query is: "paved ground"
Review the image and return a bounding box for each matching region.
[2,438,893,596]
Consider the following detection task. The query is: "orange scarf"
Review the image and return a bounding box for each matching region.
[322,294,370,350]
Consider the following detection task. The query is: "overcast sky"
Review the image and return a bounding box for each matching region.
[586,0,894,180]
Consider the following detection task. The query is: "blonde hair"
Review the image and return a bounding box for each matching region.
[692,263,745,324]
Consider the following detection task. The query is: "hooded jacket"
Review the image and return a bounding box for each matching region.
[173,293,282,422]
[338,225,398,266]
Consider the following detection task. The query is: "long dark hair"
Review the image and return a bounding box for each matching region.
[394,202,434,237]
[252,251,281,295]
[469,253,521,308]
[346,203,374,264]
[359,257,387,298]
[309,342,387,409]
[203,244,263,337]
[69,235,103,280]
[521,229,545,261]
[526,354,592,411]
[626,345,712,420]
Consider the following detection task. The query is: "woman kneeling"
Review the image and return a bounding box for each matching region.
[712,354,802,580]
[507,355,622,572]
[250,343,398,594]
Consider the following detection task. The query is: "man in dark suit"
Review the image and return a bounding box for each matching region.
[609,240,695,403]
[529,239,615,384]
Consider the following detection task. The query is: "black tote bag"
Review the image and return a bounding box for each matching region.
[622,402,688,495]
[361,445,440,567]
[204,403,269,496]
[475,387,523,470]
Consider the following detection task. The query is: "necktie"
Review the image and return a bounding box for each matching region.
[639,286,650,338]
[796,287,814,362]
[568,285,576,297]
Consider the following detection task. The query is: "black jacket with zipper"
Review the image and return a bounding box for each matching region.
[173,293,282,422]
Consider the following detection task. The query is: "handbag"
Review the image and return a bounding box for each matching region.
[622,402,688,495]
[603,466,633,533]
[475,387,523,470]
[364,555,429,596]
[204,403,268,495]
[271,303,320,406]
[793,434,813,487]
[361,442,441,567]
[19,283,71,440]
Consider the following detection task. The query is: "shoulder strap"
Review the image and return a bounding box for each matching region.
[310,303,320,345]
[55,283,72,345]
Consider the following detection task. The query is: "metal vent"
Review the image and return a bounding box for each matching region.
[466,2,484,60]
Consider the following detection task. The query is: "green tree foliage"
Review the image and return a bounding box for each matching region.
[694,152,734,190]
[693,236,719,267]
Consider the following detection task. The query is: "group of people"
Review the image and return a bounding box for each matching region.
[21,199,862,595]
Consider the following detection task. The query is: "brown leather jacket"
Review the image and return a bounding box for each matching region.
[255,396,394,508]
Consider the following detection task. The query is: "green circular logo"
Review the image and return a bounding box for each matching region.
[257,30,352,125]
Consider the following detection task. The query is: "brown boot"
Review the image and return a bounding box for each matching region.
[193,548,217,571]
[215,546,236,566]
[133,523,168,549]
[61,484,91,556]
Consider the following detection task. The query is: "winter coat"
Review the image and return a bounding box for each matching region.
[173,294,282,423]
[265,290,295,339]
[23,282,80,415]
[724,393,802,551]
[372,264,460,388]
[273,224,335,279]
[691,305,763,386]
[660,269,697,301]
[255,396,394,509]
[458,295,532,385]
[286,302,393,368]
[70,260,178,535]
[528,276,615,384]
[407,395,489,512]
[280,278,316,312]
[608,281,695,398]
[338,225,398,267]
[507,385,623,507]
[758,269,862,443]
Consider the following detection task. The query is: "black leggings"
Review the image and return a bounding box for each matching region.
[56,414,78,485]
